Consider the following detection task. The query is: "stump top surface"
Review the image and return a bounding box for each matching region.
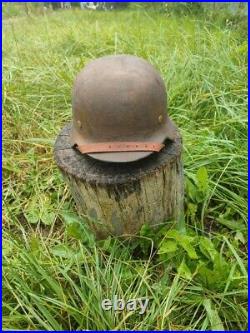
[54,123,182,185]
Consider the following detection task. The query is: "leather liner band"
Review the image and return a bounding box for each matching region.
[75,142,165,154]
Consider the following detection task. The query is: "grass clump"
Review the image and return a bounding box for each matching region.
[2,7,248,331]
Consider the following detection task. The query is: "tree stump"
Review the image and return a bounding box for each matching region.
[54,123,184,239]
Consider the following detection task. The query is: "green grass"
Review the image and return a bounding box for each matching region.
[2,7,248,331]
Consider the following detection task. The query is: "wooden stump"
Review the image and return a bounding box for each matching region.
[54,123,184,239]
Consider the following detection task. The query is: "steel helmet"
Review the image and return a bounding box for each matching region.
[70,54,177,163]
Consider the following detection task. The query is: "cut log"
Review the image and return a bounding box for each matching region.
[54,123,184,239]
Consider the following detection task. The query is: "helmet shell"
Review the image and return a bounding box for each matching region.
[70,55,177,162]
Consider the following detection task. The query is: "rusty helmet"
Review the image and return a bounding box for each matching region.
[70,55,177,163]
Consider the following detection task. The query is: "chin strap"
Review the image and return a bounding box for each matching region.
[74,142,165,154]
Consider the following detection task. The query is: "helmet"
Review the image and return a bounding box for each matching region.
[70,54,177,163]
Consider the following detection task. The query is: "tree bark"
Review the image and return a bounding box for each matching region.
[54,123,184,239]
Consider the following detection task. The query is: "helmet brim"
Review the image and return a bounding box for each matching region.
[70,119,178,163]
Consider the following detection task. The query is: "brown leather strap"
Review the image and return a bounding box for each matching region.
[75,142,165,154]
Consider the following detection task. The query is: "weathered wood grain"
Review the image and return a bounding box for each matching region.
[54,123,184,239]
